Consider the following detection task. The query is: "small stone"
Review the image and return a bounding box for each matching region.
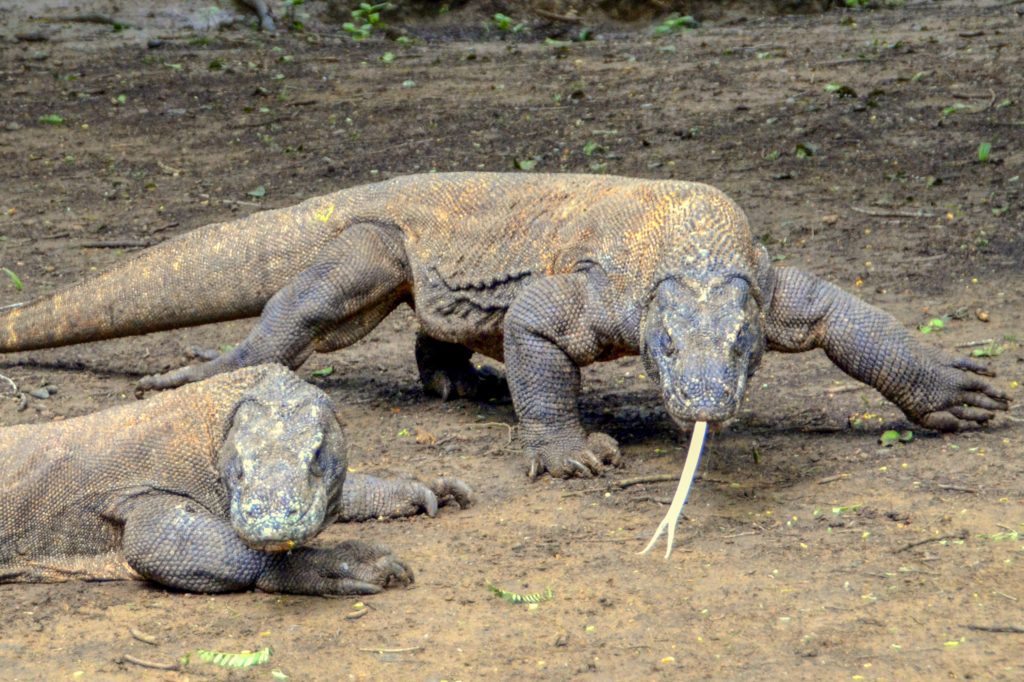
[975,309,989,322]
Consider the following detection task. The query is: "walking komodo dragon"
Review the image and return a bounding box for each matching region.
[0,173,1008,478]
[0,363,470,594]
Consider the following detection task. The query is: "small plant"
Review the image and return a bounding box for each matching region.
[182,647,272,669]
[978,142,992,162]
[343,22,372,39]
[794,142,818,158]
[491,13,524,33]
[970,341,1003,358]
[654,14,698,36]
[38,114,65,125]
[879,429,913,446]
[3,267,22,291]
[352,2,390,26]
[487,584,553,603]
[917,317,946,333]
[825,83,857,98]
[343,2,392,40]
[285,0,308,31]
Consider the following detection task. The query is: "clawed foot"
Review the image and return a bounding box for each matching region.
[269,540,413,595]
[527,432,621,480]
[379,476,473,518]
[136,349,230,394]
[340,473,472,521]
[909,356,1010,432]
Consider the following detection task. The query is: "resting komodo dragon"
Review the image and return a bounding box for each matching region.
[0,173,1008,478]
[0,363,470,594]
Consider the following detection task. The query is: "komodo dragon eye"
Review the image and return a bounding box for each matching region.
[308,436,327,478]
[662,331,676,357]
[226,458,243,482]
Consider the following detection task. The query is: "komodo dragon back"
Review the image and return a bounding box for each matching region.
[0,195,344,351]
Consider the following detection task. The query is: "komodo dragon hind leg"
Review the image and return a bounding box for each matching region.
[414,332,509,401]
[137,223,412,392]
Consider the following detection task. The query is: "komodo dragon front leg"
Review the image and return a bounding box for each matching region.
[120,495,412,594]
[138,223,412,392]
[504,268,633,479]
[766,267,1009,430]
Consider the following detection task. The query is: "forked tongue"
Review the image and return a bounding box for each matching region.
[638,420,707,559]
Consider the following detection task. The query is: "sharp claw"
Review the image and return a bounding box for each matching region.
[961,392,1008,411]
[949,405,994,423]
[528,458,541,481]
[421,488,439,517]
[339,581,385,595]
[384,560,414,587]
[430,477,473,508]
[567,459,595,478]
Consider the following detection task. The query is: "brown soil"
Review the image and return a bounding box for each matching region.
[1,1,1022,679]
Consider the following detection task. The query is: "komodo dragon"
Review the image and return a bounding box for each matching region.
[0,363,470,594]
[0,173,1008,478]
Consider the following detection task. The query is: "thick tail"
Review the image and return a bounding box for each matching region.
[0,196,343,352]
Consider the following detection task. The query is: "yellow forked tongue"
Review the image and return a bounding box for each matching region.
[639,420,708,559]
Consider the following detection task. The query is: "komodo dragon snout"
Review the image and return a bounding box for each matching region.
[223,388,345,551]
[642,275,765,426]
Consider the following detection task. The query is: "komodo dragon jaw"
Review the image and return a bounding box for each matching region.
[222,391,345,551]
[642,276,765,425]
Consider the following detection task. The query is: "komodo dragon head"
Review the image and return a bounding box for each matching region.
[640,273,766,427]
[218,372,347,551]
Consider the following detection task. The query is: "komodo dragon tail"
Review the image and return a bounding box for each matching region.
[0,197,342,352]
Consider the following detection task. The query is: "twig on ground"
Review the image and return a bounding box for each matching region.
[359,646,423,654]
[120,654,178,670]
[937,483,977,494]
[0,373,18,396]
[38,14,126,27]
[965,624,1024,634]
[534,8,583,23]
[128,626,158,645]
[615,474,681,489]
[894,529,968,553]
[80,241,156,249]
[560,474,680,498]
[851,206,936,218]
[955,339,994,348]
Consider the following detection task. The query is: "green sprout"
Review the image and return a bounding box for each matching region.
[491,13,524,32]
[654,14,698,36]
[978,142,992,163]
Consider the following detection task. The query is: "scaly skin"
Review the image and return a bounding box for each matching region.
[0,173,1009,478]
[0,364,470,594]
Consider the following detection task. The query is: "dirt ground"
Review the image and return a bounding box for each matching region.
[1,0,1022,679]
